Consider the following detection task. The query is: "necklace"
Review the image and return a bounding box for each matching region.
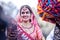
[18,23,35,34]
[21,23,33,29]
[22,24,35,34]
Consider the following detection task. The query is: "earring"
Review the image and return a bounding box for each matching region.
[29,19,31,22]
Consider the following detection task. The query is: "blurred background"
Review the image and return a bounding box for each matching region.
[0,0,55,38]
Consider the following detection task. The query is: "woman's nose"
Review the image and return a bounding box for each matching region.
[24,12,27,15]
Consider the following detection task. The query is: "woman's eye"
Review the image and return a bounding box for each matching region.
[26,12,29,14]
[22,12,25,14]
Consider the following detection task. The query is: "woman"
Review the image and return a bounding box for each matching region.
[16,5,45,40]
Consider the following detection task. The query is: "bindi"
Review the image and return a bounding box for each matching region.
[23,7,27,11]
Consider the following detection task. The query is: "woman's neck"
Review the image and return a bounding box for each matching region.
[21,21,32,29]
[22,21,30,25]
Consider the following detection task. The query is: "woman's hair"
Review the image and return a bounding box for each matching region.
[20,5,33,15]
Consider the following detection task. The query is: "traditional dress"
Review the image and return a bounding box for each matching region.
[16,12,43,40]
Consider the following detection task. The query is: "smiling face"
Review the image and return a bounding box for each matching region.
[20,7,31,22]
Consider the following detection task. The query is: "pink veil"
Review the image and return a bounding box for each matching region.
[16,9,38,26]
[16,5,43,40]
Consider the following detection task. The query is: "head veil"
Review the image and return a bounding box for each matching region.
[16,5,38,26]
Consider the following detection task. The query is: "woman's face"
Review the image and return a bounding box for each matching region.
[20,7,31,21]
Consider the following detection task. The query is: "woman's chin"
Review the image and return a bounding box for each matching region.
[22,19,29,22]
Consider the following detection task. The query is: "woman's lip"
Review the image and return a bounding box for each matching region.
[23,16,28,18]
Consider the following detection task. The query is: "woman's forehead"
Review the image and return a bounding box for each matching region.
[21,7,29,11]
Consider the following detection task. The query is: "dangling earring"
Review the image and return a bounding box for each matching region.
[29,19,31,22]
